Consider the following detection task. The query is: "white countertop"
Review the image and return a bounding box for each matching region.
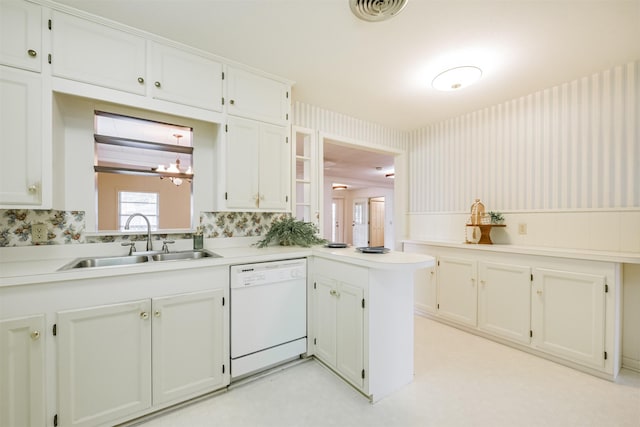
[0,244,434,288]
[403,239,640,264]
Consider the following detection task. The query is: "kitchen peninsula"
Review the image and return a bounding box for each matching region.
[0,243,434,426]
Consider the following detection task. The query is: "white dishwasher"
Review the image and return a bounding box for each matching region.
[230,258,307,379]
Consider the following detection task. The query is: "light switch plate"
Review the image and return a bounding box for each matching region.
[32,223,48,243]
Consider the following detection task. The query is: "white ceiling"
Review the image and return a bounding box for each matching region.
[52,0,640,131]
[324,140,394,189]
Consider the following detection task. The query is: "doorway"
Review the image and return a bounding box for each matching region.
[352,198,368,247]
[369,197,385,247]
[331,197,345,243]
[321,136,399,248]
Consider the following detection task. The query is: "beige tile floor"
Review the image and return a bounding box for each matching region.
[137,316,640,427]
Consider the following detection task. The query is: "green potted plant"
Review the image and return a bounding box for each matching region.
[255,217,327,248]
[488,211,504,224]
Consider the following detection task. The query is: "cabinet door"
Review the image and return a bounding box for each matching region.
[57,300,152,427]
[531,268,606,369]
[152,289,227,406]
[478,262,531,344]
[258,123,289,210]
[226,66,289,125]
[0,0,42,72]
[51,11,146,95]
[0,315,45,427]
[437,257,477,327]
[225,116,260,209]
[150,42,223,111]
[336,281,364,389]
[314,276,337,367]
[414,266,437,315]
[0,66,42,206]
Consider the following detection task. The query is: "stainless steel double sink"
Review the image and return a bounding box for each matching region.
[58,249,221,271]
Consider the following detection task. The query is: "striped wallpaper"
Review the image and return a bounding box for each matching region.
[408,61,639,213]
[292,101,409,151]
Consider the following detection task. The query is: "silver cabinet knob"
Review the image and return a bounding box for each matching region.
[154,310,161,318]
[137,77,144,84]
[28,185,37,194]
[27,49,37,57]
[140,312,149,320]
[154,81,161,88]
[229,99,235,105]
[30,330,40,340]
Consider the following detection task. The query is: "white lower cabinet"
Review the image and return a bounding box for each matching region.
[531,268,606,369]
[414,265,437,315]
[314,274,365,389]
[57,300,152,427]
[0,315,46,427]
[313,261,366,391]
[478,261,531,345]
[57,289,228,427]
[152,289,226,405]
[437,256,477,327]
[403,242,619,378]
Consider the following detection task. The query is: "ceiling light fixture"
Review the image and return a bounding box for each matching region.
[155,134,193,186]
[385,173,395,178]
[432,66,482,91]
[350,0,408,22]
[332,184,348,190]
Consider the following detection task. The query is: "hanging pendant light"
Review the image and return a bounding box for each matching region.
[156,134,193,186]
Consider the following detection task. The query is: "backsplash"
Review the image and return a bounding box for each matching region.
[0,209,288,247]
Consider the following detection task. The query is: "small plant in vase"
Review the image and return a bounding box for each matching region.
[488,211,504,224]
[255,216,327,248]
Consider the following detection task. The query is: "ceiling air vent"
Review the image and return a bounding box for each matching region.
[349,0,408,22]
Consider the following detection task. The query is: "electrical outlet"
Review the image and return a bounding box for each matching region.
[32,223,48,243]
[518,223,527,235]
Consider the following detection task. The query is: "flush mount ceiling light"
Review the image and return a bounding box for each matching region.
[350,0,408,22]
[432,66,483,91]
[332,183,348,190]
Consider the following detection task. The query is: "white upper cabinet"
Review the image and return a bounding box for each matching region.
[0,0,42,72]
[0,66,44,207]
[149,42,223,111]
[51,11,147,95]
[226,66,290,125]
[224,116,289,211]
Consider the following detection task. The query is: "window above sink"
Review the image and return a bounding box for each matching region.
[94,111,194,232]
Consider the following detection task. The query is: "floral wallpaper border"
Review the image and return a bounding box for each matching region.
[0,209,289,247]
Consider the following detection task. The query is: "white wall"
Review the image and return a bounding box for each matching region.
[407,61,640,252]
[293,102,408,152]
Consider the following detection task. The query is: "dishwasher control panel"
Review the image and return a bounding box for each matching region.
[230,258,306,288]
